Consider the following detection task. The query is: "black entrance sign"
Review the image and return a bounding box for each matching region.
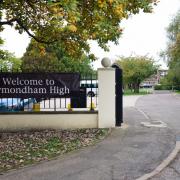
[0,73,80,98]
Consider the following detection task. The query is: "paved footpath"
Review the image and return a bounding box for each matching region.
[136,92,180,180]
[0,93,179,180]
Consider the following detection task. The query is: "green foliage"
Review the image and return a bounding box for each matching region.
[117,56,157,93]
[154,84,180,91]
[167,11,180,44]
[162,10,180,85]
[0,49,21,72]
[22,40,93,75]
[0,0,158,59]
[0,36,21,71]
[164,63,180,86]
[154,84,172,90]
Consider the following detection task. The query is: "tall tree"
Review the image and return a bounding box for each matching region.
[0,0,158,59]
[117,56,157,93]
[21,40,94,75]
[162,10,180,85]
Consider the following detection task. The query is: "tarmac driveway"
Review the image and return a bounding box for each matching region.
[0,93,178,180]
[136,92,180,135]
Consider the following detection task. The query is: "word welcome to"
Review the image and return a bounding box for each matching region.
[2,78,52,86]
[0,73,80,98]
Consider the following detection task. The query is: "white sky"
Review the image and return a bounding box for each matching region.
[1,0,180,69]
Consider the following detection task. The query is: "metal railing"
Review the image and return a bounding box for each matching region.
[0,70,98,112]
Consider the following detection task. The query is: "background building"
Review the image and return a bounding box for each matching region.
[140,69,168,88]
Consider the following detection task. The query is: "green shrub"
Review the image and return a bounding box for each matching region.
[154,85,162,90]
[154,85,172,90]
[174,85,180,91]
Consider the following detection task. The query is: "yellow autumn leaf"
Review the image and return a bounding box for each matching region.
[98,0,105,8]
[40,48,46,56]
[92,33,97,39]
[51,7,59,13]
[114,4,124,17]
[67,25,77,32]
[108,0,114,4]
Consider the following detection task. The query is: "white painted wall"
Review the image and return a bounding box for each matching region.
[98,68,116,128]
[0,113,98,131]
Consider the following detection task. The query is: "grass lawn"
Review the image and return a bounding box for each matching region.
[123,88,153,96]
[0,128,109,173]
[176,90,180,94]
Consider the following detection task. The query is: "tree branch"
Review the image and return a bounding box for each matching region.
[0,19,16,26]
[0,18,57,44]
[15,19,57,44]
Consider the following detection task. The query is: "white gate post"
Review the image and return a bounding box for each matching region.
[98,58,116,128]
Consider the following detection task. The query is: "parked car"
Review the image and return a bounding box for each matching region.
[0,98,36,112]
[80,80,98,97]
[140,83,153,88]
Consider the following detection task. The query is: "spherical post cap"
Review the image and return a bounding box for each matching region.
[101,57,111,68]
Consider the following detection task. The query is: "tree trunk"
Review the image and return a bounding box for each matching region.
[133,83,140,93]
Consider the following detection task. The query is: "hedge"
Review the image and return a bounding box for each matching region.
[154,85,180,90]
